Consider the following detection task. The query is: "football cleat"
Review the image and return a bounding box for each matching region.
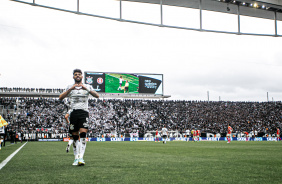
[72,159,79,166]
[78,158,85,166]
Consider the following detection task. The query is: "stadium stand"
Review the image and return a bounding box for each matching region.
[1,91,281,141]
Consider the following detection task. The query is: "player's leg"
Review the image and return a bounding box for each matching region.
[69,111,80,165]
[78,128,87,166]
[66,137,73,153]
[77,111,89,166]
[72,133,79,165]
[66,128,74,153]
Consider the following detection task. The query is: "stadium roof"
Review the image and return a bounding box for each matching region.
[124,0,282,20]
[11,0,282,36]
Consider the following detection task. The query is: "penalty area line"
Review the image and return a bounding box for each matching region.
[0,142,28,170]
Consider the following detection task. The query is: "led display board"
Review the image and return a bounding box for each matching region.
[84,72,163,95]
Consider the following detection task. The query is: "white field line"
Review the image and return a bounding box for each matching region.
[0,142,27,170]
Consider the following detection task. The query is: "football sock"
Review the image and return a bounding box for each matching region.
[79,132,87,159]
[80,138,87,158]
[73,140,79,159]
[73,135,79,159]
[68,139,73,146]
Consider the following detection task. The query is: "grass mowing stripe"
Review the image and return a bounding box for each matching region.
[0,141,281,184]
[0,142,27,170]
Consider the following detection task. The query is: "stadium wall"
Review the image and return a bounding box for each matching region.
[37,137,280,142]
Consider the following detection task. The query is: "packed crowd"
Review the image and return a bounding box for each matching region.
[1,97,281,137]
[0,87,64,93]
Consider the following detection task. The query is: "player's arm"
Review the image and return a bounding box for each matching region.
[65,113,70,124]
[59,84,77,101]
[81,84,99,98]
[89,90,99,98]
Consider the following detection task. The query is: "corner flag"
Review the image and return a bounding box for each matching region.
[0,115,8,128]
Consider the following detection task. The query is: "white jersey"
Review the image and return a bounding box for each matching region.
[67,109,72,115]
[119,78,123,84]
[66,84,94,112]
[161,128,168,136]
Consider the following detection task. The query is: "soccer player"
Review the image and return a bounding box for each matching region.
[155,129,160,142]
[124,81,129,93]
[161,125,168,144]
[196,129,201,142]
[117,76,124,91]
[65,110,74,153]
[277,128,280,142]
[244,131,249,141]
[186,129,190,142]
[254,129,258,141]
[227,125,233,143]
[192,129,197,142]
[59,69,99,166]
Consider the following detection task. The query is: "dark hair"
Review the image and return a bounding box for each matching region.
[73,69,82,75]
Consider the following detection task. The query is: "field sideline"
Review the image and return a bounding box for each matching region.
[0,141,281,184]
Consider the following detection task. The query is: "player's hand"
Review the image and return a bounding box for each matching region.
[70,84,82,90]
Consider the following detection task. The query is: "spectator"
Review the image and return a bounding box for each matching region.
[0,97,281,138]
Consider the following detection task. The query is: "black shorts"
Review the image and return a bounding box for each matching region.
[69,109,89,132]
[162,135,167,138]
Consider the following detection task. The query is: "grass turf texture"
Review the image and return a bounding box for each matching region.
[105,73,139,93]
[0,142,23,163]
[0,141,281,184]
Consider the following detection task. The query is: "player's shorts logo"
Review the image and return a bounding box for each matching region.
[97,77,104,84]
[70,124,74,130]
[83,123,89,127]
[86,76,93,84]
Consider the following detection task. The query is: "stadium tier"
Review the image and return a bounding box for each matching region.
[0,91,281,142]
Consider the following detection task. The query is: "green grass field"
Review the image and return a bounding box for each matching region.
[105,73,139,93]
[0,141,281,184]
